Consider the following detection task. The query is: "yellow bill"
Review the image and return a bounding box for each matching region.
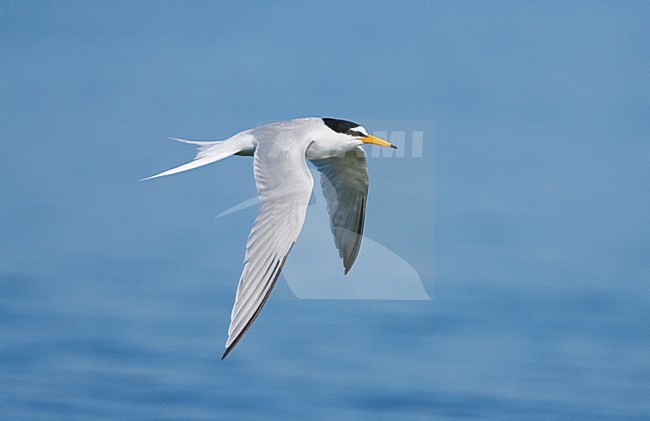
[362,134,397,149]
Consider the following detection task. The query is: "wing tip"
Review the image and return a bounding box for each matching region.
[341,249,359,275]
[220,246,295,360]
[221,346,233,360]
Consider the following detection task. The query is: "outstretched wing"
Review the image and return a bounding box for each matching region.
[312,147,369,275]
[222,133,314,359]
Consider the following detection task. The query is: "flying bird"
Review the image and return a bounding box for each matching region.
[143,117,396,358]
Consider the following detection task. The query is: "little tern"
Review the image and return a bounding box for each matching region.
[144,117,396,358]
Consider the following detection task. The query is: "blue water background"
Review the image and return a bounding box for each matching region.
[1,1,649,418]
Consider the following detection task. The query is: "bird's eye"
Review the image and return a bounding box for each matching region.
[348,130,364,137]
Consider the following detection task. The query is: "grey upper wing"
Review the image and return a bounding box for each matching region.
[311,146,369,274]
[222,132,314,359]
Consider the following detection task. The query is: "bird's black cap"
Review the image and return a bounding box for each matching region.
[322,118,361,134]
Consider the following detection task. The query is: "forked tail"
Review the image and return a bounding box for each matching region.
[142,134,254,181]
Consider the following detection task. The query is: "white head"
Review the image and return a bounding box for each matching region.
[321,118,396,150]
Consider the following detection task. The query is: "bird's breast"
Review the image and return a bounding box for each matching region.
[305,139,356,160]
